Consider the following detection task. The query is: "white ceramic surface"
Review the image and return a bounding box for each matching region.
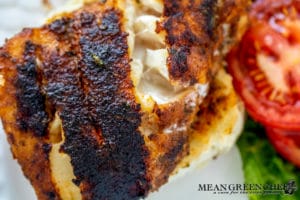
[0,1,248,199]
[1,127,247,200]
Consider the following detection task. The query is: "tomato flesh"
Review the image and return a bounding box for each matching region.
[266,126,300,168]
[227,0,300,130]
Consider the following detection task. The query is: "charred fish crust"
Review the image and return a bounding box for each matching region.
[198,0,217,38]
[24,41,37,56]
[163,0,180,16]
[79,12,96,26]
[76,8,149,199]
[169,47,190,78]
[80,37,127,69]
[162,12,182,46]
[40,6,150,200]
[45,191,57,200]
[98,10,121,36]
[161,0,214,83]
[48,17,74,36]
[78,10,122,40]
[15,41,49,136]
[158,135,187,171]
[31,142,59,200]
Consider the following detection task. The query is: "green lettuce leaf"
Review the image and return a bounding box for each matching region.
[237,118,300,200]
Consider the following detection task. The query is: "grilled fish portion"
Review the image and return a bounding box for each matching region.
[0,0,247,200]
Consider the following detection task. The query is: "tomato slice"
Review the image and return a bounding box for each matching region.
[266,126,300,168]
[227,0,300,130]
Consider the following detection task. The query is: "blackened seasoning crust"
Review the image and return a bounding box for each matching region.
[15,41,49,136]
[46,9,150,199]
[76,10,150,200]
[0,2,150,200]
[198,0,217,38]
[161,0,223,84]
[169,47,189,78]
[44,6,150,200]
[0,31,61,200]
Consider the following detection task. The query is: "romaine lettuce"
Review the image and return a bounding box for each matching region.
[238,118,300,200]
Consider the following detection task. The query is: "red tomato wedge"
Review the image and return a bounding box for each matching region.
[227,0,300,130]
[266,126,300,168]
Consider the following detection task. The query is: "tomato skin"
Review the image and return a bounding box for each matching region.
[266,127,300,168]
[228,0,300,168]
[227,0,300,131]
[227,44,300,131]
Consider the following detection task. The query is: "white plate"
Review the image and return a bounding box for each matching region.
[0,125,247,200]
[0,1,248,199]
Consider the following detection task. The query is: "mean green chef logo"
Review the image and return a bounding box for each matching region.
[198,180,298,196]
[285,180,297,195]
